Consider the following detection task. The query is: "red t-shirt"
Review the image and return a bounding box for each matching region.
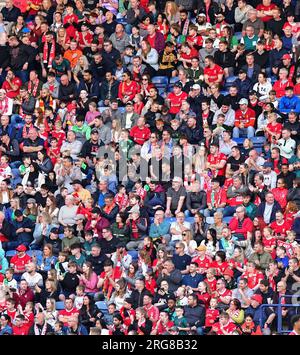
[12,324,29,335]
[10,254,31,274]
[270,220,292,237]
[192,255,212,273]
[205,278,217,292]
[213,321,237,335]
[207,153,227,177]
[235,108,256,128]
[167,91,188,114]
[215,288,232,303]
[241,271,264,289]
[256,3,277,22]
[59,308,79,327]
[205,308,220,327]
[204,64,224,84]
[266,122,283,141]
[2,77,22,98]
[273,79,294,98]
[130,126,151,145]
[118,80,140,101]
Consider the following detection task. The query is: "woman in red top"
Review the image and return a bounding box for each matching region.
[29,14,43,44]
[156,13,169,40]
[139,74,154,97]
[262,227,277,259]
[145,269,157,294]
[196,281,211,308]
[262,30,275,51]
[210,251,229,277]
[204,268,217,292]
[271,178,288,210]
[152,248,168,278]
[264,112,282,144]
[241,262,264,290]
[284,201,299,225]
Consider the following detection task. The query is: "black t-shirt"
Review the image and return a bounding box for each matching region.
[172,254,192,271]
[99,236,118,255]
[227,155,246,172]
[166,186,187,211]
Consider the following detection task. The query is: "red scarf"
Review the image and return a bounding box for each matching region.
[0,96,9,115]
[28,80,40,97]
[39,96,53,112]
[43,39,56,68]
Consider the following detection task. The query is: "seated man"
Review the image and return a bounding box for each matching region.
[149,209,171,244]
[233,98,256,138]
[228,205,253,240]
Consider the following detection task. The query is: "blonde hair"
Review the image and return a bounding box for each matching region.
[165,1,179,16]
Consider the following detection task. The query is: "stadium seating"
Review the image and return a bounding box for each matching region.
[26,250,43,259]
[55,301,65,310]
[96,301,108,314]
[5,250,16,258]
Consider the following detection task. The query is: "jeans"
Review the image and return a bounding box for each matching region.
[233,126,255,138]
[203,208,224,218]
[223,206,237,217]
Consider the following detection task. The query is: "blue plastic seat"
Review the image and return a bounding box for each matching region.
[185,217,194,224]
[152,76,169,87]
[225,76,237,84]
[27,250,43,258]
[165,217,176,223]
[56,301,65,310]
[128,250,139,261]
[169,77,179,84]
[96,301,108,314]
[98,107,107,113]
[5,250,16,258]
[223,216,233,224]
[233,137,246,145]
[251,136,266,145]
[206,217,214,224]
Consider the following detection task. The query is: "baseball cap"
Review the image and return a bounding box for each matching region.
[239,98,248,105]
[26,198,36,204]
[50,227,59,234]
[192,84,201,90]
[197,13,206,17]
[125,101,133,106]
[67,103,77,111]
[251,294,263,304]
[91,128,99,134]
[70,179,83,185]
[282,53,291,60]
[15,210,23,217]
[174,82,183,89]
[238,69,247,74]
[263,162,273,168]
[223,268,234,278]
[249,90,257,96]
[74,214,85,221]
[197,245,207,252]
[16,244,27,252]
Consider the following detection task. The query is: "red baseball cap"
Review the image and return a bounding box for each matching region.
[16,244,27,252]
[282,54,291,60]
[67,103,77,111]
[251,294,263,304]
[223,268,234,278]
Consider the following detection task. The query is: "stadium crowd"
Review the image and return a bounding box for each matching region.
[0,0,300,336]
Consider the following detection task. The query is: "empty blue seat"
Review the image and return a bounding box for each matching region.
[128,250,139,260]
[98,107,107,113]
[119,107,126,114]
[169,77,179,84]
[233,138,246,145]
[223,216,233,224]
[152,76,169,86]
[225,76,237,84]
[251,136,266,145]
[5,250,16,258]
[96,301,108,314]
[206,217,214,224]
[165,217,176,223]
[56,301,65,310]
[220,90,229,96]
[185,217,195,224]
[27,250,43,258]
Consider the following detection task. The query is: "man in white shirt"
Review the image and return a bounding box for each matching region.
[262,162,277,189]
[277,128,296,160]
[21,262,43,290]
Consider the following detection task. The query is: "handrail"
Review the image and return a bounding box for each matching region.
[259,295,300,334]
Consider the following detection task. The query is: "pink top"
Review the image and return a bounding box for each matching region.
[79,272,98,293]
